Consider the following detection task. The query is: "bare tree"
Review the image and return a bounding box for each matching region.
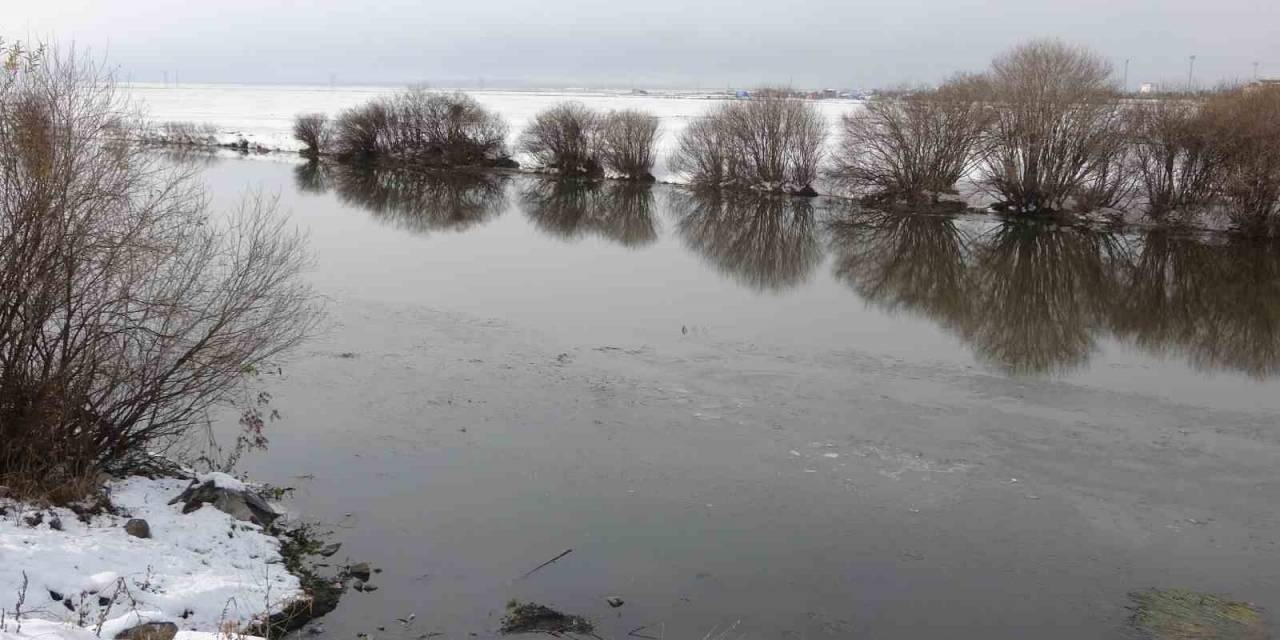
[976,40,1125,213]
[830,75,989,204]
[292,113,330,158]
[332,99,392,159]
[597,110,659,181]
[671,94,826,195]
[384,89,510,166]
[1126,97,1220,217]
[518,102,602,176]
[0,47,320,500]
[1202,86,1280,230]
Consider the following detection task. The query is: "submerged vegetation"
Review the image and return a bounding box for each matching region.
[1128,588,1268,640]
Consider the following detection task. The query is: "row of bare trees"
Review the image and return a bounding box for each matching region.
[2,47,320,500]
[829,40,1280,230]
[296,93,661,180]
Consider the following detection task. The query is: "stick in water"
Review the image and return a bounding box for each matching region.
[519,548,574,580]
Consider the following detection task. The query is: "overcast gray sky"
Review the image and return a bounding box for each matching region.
[6,0,1277,89]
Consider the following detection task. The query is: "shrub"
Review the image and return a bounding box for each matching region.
[597,110,659,180]
[0,48,320,500]
[518,102,602,176]
[1202,86,1280,230]
[1126,98,1221,216]
[384,89,510,166]
[671,95,825,195]
[332,99,391,159]
[156,120,219,146]
[976,40,1125,213]
[293,112,330,158]
[831,76,989,204]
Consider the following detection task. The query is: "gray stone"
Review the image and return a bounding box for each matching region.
[605,596,624,608]
[347,562,372,582]
[168,480,280,527]
[125,519,151,539]
[114,622,177,640]
[318,542,341,557]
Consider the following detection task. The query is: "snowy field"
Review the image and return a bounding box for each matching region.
[128,83,861,180]
[0,475,300,640]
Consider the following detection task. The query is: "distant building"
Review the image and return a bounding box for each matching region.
[1139,82,1160,94]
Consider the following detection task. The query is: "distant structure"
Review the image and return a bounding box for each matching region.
[1139,82,1160,94]
[1246,78,1280,92]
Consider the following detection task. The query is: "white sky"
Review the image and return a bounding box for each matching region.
[5,0,1278,88]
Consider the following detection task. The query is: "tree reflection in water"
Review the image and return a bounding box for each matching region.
[295,162,508,234]
[671,190,823,292]
[830,210,1280,378]
[519,179,659,248]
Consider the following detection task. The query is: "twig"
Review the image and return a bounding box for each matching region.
[517,548,573,580]
[628,625,661,640]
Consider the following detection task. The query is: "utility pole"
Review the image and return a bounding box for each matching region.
[1254,61,1261,80]
[1187,55,1196,90]
[1123,58,1130,93]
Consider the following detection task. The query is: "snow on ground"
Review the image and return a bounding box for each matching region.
[0,477,300,640]
[127,83,861,181]
[0,618,261,640]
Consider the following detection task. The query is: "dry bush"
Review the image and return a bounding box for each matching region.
[1201,86,1280,230]
[831,76,989,204]
[384,89,510,166]
[292,112,330,158]
[518,102,602,176]
[0,48,320,500]
[154,120,219,146]
[332,99,392,159]
[976,40,1125,213]
[671,95,826,195]
[597,110,659,180]
[1126,98,1221,216]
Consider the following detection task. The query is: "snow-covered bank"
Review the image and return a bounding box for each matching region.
[0,476,305,640]
[127,83,860,181]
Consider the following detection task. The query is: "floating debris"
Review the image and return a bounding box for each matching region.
[1128,588,1268,640]
[500,601,593,635]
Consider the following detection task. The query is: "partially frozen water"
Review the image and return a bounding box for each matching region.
[194,156,1280,639]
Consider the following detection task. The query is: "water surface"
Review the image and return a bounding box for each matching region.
[201,156,1280,639]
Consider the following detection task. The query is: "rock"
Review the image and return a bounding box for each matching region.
[347,562,372,582]
[352,581,365,592]
[168,480,280,527]
[125,519,151,539]
[305,625,325,636]
[318,542,341,557]
[99,596,112,607]
[49,590,64,601]
[362,583,378,592]
[114,622,178,640]
[49,515,63,531]
[605,597,624,608]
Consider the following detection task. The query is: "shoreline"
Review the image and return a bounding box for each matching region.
[0,472,345,640]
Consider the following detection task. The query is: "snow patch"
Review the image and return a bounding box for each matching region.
[0,477,302,639]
